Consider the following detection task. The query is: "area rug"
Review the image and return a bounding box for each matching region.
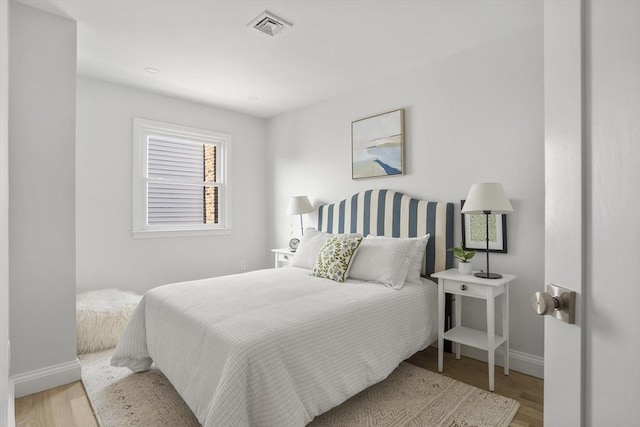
[80,350,520,427]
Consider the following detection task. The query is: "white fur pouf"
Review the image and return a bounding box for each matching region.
[76,289,142,355]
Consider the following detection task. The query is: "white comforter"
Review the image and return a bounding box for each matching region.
[112,267,438,427]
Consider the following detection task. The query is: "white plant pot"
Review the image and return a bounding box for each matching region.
[458,262,473,275]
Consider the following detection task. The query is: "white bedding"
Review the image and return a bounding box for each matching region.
[112,267,438,427]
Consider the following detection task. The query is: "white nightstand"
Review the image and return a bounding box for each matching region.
[431,268,516,391]
[272,248,295,268]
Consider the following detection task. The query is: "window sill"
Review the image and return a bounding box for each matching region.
[131,228,231,239]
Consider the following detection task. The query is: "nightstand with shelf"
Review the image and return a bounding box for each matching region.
[272,248,296,268]
[431,268,516,392]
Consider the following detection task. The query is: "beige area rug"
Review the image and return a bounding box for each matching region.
[80,350,520,427]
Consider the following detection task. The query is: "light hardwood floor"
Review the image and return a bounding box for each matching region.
[16,347,543,427]
[15,381,98,427]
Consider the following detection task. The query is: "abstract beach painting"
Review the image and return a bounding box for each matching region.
[352,109,404,179]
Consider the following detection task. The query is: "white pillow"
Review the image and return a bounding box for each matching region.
[289,228,330,269]
[366,234,430,284]
[348,237,424,289]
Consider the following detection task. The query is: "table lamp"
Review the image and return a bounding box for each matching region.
[461,183,513,279]
[286,196,313,236]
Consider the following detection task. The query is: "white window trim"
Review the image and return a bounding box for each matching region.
[132,118,231,239]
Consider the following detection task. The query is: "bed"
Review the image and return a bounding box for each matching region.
[112,189,454,427]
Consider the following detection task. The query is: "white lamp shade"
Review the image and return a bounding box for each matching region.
[286,196,313,215]
[461,183,513,214]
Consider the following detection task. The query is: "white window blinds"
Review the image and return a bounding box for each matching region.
[147,137,218,225]
[132,118,229,237]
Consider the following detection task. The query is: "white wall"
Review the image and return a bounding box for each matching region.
[76,77,269,294]
[585,0,640,423]
[9,3,79,397]
[267,25,545,372]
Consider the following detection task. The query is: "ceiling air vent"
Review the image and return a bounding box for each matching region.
[248,11,293,37]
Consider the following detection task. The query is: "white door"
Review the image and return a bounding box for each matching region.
[0,1,11,425]
[543,1,583,425]
[544,1,640,426]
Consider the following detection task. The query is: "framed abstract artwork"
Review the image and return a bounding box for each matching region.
[460,199,508,253]
[351,109,404,179]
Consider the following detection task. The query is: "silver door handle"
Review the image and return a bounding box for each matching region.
[532,292,562,315]
[531,283,576,324]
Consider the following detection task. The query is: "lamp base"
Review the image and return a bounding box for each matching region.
[474,272,503,279]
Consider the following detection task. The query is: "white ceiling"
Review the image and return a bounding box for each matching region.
[19,0,542,118]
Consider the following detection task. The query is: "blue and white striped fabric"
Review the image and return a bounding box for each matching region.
[317,189,454,277]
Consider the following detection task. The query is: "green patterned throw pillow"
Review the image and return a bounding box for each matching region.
[312,234,363,283]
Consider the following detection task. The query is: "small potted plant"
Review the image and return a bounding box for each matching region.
[448,243,476,275]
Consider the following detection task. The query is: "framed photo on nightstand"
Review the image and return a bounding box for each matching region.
[460,199,508,253]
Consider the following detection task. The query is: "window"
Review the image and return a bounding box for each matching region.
[132,118,230,238]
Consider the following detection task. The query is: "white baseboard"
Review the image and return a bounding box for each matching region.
[458,345,544,379]
[12,358,81,398]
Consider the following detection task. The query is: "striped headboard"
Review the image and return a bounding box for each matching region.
[317,189,454,277]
